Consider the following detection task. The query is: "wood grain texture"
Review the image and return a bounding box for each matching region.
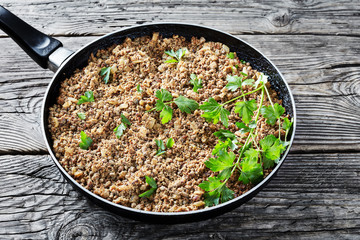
[0,153,359,239]
[0,0,359,37]
[0,34,359,153]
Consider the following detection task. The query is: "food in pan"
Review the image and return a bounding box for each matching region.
[48,33,293,212]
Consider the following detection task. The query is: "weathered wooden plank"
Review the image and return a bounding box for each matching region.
[0,0,359,37]
[0,35,359,153]
[0,153,359,239]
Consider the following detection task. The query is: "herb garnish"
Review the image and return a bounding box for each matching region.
[100,67,112,84]
[190,74,203,93]
[137,84,143,93]
[227,52,235,59]
[77,91,94,105]
[77,112,86,120]
[199,73,293,207]
[165,48,187,63]
[155,138,174,155]
[114,114,131,138]
[148,89,199,124]
[139,176,157,198]
[79,131,93,150]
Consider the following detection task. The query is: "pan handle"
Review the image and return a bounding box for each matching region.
[0,5,73,71]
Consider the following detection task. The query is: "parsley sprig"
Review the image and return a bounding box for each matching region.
[148,89,199,124]
[100,67,112,84]
[155,138,174,155]
[79,131,93,150]
[114,114,131,138]
[139,176,157,198]
[77,91,94,105]
[199,73,293,207]
[165,48,187,63]
[190,74,203,93]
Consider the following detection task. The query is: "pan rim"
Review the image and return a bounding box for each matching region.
[41,22,297,218]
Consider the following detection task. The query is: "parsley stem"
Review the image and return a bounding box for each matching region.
[222,86,264,106]
[264,84,281,139]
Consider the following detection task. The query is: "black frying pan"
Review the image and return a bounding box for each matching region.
[0,6,296,223]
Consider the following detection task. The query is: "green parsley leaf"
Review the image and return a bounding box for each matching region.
[260,103,285,125]
[121,114,131,126]
[165,48,187,63]
[174,95,199,114]
[226,75,243,92]
[238,148,263,184]
[260,135,285,169]
[235,122,250,134]
[234,99,257,124]
[77,112,86,120]
[200,98,230,127]
[242,79,255,87]
[137,84,143,93]
[159,105,173,124]
[114,114,131,138]
[217,167,232,180]
[79,131,93,150]
[240,59,246,64]
[100,67,112,84]
[190,74,203,93]
[212,138,238,156]
[155,139,166,155]
[199,176,223,192]
[155,89,173,102]
[200,180,234,207]
[166,138,174,148]
[205,150,236,172]
[139,176,157,198]
[213,129,236,141]
[282,117,292,132]
[114,123,127,138]
[227,52,235,59]
[77,91,94,105]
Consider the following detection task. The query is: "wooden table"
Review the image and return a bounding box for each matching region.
[1,1,359,239]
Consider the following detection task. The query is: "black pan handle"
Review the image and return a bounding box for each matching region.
[0,5,62,69]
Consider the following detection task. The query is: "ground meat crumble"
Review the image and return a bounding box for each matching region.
[48,33,286,212]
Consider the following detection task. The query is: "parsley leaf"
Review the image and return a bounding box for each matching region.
[156,89,173,102]
[212,138,238,155]
[114,123,127,138]
[174,95,199,113]
[137,84,143,93]
[240,59,246,64]
[260,103,285,125]
[235,122,250,134]
[260,134,285,169]
[283,117,292,132]
[79,131,93,150]
[238,148,263,184]
[114,114,131,138]
[199,178,234,207]
[77,91,94,105]
[227,52,235,59]
[139,176,157,198]
[205,150,236,172]
[190,74,203,93]
[200,98,230,127]
[100,67,112,84]
[234,99,257,124]
[165,48,186,63]
[214,129,236,141]
[226,75,243,92]
[166,138,174,148]
[155,139,166,155]
[242,79,255,87]
[77,112,86,120]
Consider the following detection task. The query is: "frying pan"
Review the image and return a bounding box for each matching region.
[0,6,296,223]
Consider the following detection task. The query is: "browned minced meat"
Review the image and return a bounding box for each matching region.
[48,33,286,212]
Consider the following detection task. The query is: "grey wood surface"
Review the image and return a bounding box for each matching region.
[0,0,359,239]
